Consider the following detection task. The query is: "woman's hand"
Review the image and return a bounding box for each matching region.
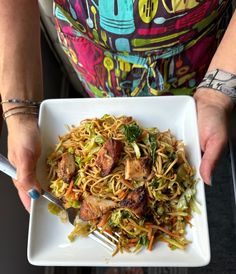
[6,115,41,212]
[0,0,42,211]
[194,88,234,185]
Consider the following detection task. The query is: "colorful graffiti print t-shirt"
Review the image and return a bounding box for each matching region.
[54,0,231,97]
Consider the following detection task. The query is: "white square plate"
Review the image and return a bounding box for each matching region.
[28,96,210,267]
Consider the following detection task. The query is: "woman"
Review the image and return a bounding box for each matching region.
[0,0,235,211]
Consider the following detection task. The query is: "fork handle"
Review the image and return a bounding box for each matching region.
[0,154,17,179]
[41,189,64,209]
[0,154,63,207]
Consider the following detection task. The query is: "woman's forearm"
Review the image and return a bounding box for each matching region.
[0,0,43,103]
[195,11,236,110]
[0,1,43,211]
[208,11,236,74]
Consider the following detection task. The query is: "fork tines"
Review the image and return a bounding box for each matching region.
[89,229,119,252]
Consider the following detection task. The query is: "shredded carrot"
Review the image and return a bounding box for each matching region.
[97,212,111,228]
[153,225,180,238]
[145,222,154,227]
[104,227,113,234]
[185,215,192,221]
[148,227,153,240]
[121,180,134,189]
[69,192,77,201]
[65,180,74,196]
[128,242,137,248]
[118,190,127,200]
[184,215,193,226]
[129,238,139,243]
[148,235,155,251]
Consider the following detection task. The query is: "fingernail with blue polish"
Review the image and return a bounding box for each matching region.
[28,189,40,200]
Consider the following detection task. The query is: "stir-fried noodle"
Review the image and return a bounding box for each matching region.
[47,115,198,254]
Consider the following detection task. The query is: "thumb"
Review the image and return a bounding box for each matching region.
[11,154,41,212]
[200,135,226,185]
[13,173,41,213]
[18,189,32,212]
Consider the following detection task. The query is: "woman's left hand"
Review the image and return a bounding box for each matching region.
[194,88,234,185]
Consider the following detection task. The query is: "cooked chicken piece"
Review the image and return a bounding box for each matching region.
[96,139,124,176]
[120,186,147,217]
[79,195,117,221]
[57,152,76,182]
[125,157,151,181]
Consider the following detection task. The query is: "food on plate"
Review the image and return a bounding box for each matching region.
[46,115,199,254]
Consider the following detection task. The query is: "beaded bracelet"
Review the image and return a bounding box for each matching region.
[1,98,41,106]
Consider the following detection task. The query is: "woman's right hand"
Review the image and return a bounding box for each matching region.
[6,115,41,212]
[0,1,43,212]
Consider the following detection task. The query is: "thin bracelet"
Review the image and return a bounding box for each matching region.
[3,105,39,115]
[1,98,41,106]
[3,111,39,120]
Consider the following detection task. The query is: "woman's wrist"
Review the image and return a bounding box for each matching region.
[1,97,41,123]
[197,69,236,105]
[2,106,39,120]
[194,87,234,112]
[5,113,39,134]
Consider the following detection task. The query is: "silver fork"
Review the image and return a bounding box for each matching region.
[0,154,118,252]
